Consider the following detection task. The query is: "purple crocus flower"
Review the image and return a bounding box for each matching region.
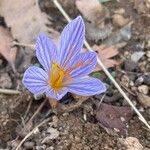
[22,16,106,100]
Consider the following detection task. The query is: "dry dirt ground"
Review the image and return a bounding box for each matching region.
[0,0,150,149]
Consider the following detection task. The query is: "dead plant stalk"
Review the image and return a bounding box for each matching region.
[52,0,150,130]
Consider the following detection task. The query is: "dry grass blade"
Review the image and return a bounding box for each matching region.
[0,88,21,94]
[16,117,51,150]
[52,0,150,130]
[13,41,35,49]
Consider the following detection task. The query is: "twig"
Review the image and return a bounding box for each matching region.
[120,82,136,96]
[23,99,33,120]
[15,117,51,150]
[0,88,21,94]
[97,94,106,109]
[52,0,150,129]
[28,98,47,123]
[13,41,35,49]
[22,98,47,133]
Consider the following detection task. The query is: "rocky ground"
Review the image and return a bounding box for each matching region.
[0,0,150,149]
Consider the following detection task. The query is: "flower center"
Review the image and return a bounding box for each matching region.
[49,62,65,90]
[49,61,91,91]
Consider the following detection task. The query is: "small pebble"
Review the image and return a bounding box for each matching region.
[137,93,150,108]
[146,51,150,58]
[0,73,12,88]
[143,75,150,86]
[46,146,54,150]
[24,141,35,149]
[129,81,134,86]
[138,107,144,112]
[131,52,145,63]
[124,59,137,71]
[74,135,81,143]
[135,76,144,85]
[118,137,143,150]
[113,14,129,27]
[52,116,59,127]
[138,85,149,95]
[41,128,59,144]
[114,8,125,14]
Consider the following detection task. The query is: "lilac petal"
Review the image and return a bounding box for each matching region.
[36,33,57,73]
[46,88,68,100]
[65,51,97,78]
[22,66,50,95]
[58,16,85,68]
[66,77,106,96]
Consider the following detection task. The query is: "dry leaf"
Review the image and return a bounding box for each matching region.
[0,26,17,72]
[92,45,120,71]
[0,0,60,70]
[76,0,109,25]
[0,0,58,44]
[96,103,133,136]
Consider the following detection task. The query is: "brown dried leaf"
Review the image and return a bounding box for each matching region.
[92,45,120,71]
[0,0,55,44]
[96,103,133,136]
[76,0,109,25]
[0,26,17,72]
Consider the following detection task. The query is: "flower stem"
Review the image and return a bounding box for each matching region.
[48,97,59,108]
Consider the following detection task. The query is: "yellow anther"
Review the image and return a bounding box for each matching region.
[50,62,65,90]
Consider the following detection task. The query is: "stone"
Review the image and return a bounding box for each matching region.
[0,73,12,88]
[119,137,143,150]
[24,141,35,149]
[137,93,150,108]
[138,85,149,95]
[113,14,129,27]
[114,8,125,14]
[131,52,145,63]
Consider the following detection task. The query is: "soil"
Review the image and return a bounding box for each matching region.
[0,0,150,149]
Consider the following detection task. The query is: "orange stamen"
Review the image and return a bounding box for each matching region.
[49,61,91,91]
[66,62,91,73]
[49,62,65,90]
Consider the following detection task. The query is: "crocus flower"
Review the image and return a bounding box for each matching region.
[22,16,106,100]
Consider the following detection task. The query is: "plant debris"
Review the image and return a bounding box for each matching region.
[76,0,109,25]
[92,45,120,71]
[0,26,17,72]
[0,0,53,44]
[96,103,133,136]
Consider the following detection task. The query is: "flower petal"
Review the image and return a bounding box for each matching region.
[36,33,57,73]
[46,88,68,100]
[22,66,50,94]
[65,52,97,78]
[58,16,85,68]
[66,77,106,96]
